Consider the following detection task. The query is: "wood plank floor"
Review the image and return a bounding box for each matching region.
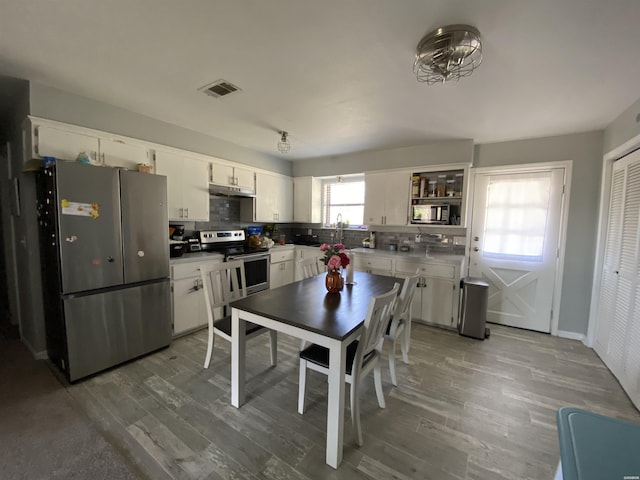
[69,324,640,480]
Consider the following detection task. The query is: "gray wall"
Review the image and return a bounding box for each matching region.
[293,140,473,176]
[30,83,292,175]
[0,76,30,334]
[474,131,604,335]
[603,96,640,154]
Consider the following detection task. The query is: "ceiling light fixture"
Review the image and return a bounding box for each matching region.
[413,24,483,85]
[277,131,290,154]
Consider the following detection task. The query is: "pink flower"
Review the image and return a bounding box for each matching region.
[327,255,342,270]
[320,243,331,251]
[333,243,346,251]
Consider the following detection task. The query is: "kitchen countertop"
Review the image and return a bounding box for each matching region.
[349,247,464,266]
[170,245,463,266]
[268,243,296,251]
[170,251,224,265]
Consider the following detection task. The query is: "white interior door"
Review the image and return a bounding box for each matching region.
[469,168,565,332]
[594,150,640,406]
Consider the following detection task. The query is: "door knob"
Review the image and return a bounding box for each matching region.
[474,236,479,241]
[473,247,479,252]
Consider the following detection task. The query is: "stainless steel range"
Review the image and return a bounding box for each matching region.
[197,230,270,295]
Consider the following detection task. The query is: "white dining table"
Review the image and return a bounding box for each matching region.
[229,270,402,468]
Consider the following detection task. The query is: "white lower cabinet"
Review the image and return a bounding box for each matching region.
[395,259,460,329]
[171,258,222,336]
[418,276,457,329]
[353,255,393,276]
[351,253,463,330]
[270,248,295,289]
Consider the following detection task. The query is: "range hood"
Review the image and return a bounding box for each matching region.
[208,183,255,198]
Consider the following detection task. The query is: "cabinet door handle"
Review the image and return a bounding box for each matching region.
[179,208,184,218]
[185,208,189,218]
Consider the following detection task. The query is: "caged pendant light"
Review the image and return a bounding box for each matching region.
[277,131,291,154]
[413,24,483,85]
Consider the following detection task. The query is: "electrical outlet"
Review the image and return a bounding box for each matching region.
[415,234,421,243]
[307,228,312,235]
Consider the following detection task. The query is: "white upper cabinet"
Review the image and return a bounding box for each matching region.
[35,123,152,170]
[364,170,411,226]
[210,160,255,193]
[293,176,322,223]
[100,138,151,170]
[250,171,293,222]
[155,150,209,221]
[36,125,100,163]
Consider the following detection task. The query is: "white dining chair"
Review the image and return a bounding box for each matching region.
[296,257,321,279]
[385,273,419,386]
[200,260,277,369]
[296,257,323,351]
[298,282,400,447]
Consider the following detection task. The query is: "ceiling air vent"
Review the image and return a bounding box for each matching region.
[199,79,241,98]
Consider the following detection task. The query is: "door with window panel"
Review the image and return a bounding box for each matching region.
[469,168,565,332]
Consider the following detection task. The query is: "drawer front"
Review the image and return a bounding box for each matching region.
[395,260,422,275]
[354,256,393,271]
[420,263,455,279]
[271,249,295,263]
[395,259,455,279]
[172,259,222,280]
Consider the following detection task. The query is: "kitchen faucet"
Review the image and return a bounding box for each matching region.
[336,213,344,244]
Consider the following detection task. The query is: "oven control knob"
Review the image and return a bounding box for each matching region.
[137,250,145,257]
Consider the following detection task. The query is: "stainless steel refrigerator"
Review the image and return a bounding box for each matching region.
[37,161,171,382]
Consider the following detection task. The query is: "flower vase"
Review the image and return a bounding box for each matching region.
[325,269,344,293]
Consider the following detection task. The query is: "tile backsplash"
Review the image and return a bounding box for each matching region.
[173,196,465,255]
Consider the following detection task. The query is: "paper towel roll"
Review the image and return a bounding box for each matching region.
[346,251,355,283]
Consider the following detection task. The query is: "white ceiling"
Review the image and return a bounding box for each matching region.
[1,0,640,160]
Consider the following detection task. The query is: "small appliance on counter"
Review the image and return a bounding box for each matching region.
[169,224,185,240]
[187,236,201,252]
[247,225,263,248]
[170,240,187,257]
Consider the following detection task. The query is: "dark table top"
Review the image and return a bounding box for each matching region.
[230,271,403,340]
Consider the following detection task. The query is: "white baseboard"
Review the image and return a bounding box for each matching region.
[557,330,587,344]
[22,337,49,360]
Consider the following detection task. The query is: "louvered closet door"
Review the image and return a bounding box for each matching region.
[594,149,640,408]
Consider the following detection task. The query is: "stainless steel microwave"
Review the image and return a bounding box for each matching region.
[411,204,449,224]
